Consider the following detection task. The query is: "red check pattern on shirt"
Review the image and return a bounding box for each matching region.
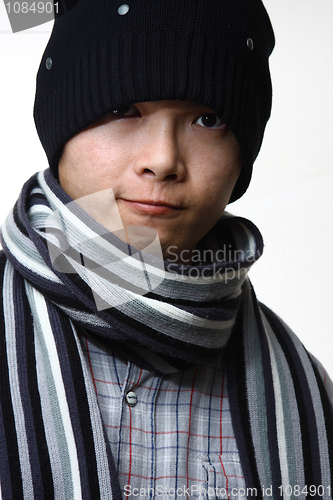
[81,334,247,499]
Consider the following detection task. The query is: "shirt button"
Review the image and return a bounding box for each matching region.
[125,391,138,407]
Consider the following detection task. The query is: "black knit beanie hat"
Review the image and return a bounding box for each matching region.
[34,0,275,202]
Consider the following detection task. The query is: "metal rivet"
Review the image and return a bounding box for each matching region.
[118,4,129,15]
[247,38,254,51]
[125,391,137,407]
[46,57,52,70]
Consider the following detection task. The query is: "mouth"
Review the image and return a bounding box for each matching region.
[120,198,184,215]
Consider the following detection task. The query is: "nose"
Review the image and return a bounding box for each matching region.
[134,120,186,182]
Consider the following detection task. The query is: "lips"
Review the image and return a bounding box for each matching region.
[120,198,184,215]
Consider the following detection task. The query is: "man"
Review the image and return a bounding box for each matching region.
[0,1,332,499]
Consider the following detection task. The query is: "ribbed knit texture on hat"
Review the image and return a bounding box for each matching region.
[34,0,274,201]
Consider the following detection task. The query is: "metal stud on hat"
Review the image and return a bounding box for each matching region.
[45,57,52,70]
[247,38,254,51]
[118,4,129,15]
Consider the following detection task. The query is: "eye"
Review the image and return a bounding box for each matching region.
[111,104,139,117]
[195,113,224,129]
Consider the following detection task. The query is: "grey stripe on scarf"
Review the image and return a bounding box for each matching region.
[0,168,331,499]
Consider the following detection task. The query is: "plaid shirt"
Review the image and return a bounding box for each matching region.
[81,334,247,499]
[81,334,333,500]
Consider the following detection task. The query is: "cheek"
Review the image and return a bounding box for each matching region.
[215,144,242,200]
[59,144,96,199]
[191,129,242,182]
[192,161,240,240]
[59,134,125,198]
[70,133,113,170]
[194,152,242,205]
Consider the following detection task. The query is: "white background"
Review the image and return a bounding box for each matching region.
[1,1,332,377]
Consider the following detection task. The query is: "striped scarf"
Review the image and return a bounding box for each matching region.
[0,169,332,499]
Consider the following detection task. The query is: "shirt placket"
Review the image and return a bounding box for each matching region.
[118,362,162,499]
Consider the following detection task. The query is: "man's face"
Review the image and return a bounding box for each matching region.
[59,100,242,263]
